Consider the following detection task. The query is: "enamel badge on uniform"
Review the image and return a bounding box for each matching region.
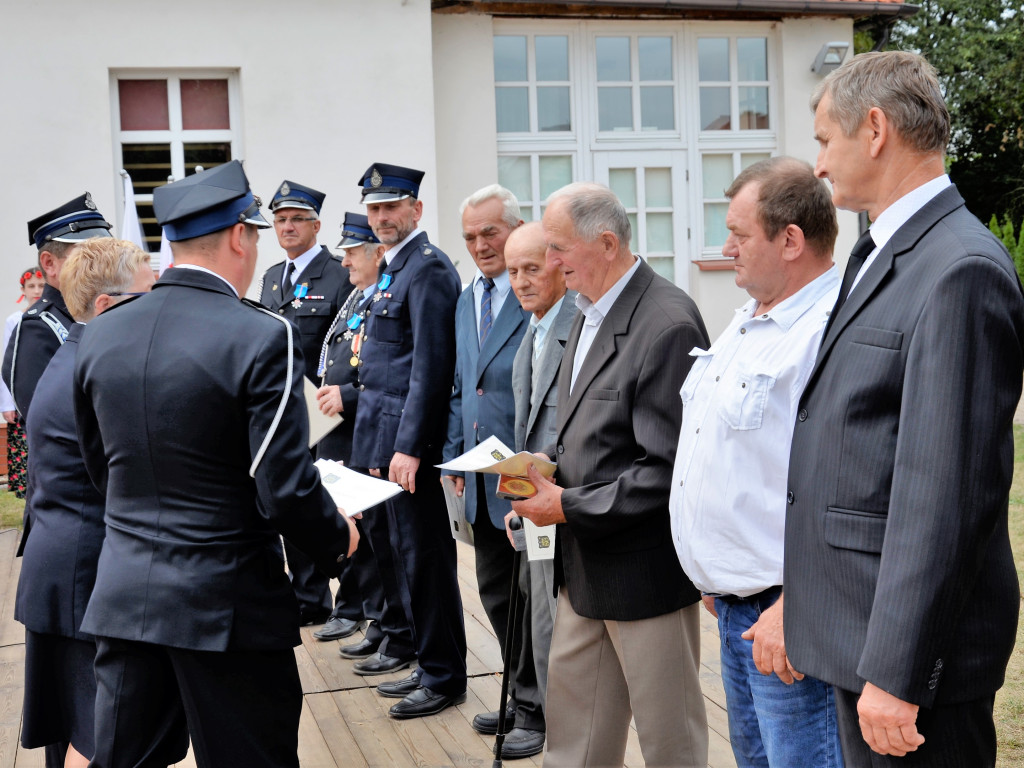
[371,168,383,188]
[84,193,97,210]
[280,182,290,196]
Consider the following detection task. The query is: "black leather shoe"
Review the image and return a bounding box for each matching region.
[471,703,518,735]
[353,652,415,676]
[338,636,381,659]
[388,686,467,720]
[313,617,364,641]
[376,670,421,698]
[497,728,546,760]
[298,610,332,627]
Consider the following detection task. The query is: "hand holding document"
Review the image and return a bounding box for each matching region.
[305,378,342,449]
[437,435,556,500]
[315,459,404,517]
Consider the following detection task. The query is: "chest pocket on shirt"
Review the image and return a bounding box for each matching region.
[369,298,404,344]
[717,363,777,431]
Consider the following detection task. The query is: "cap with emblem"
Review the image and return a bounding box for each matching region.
[336,212,380,250]
[269,180,326,214]
[28,193,113,248]
[358,163,424,204]
[154,160,270,242]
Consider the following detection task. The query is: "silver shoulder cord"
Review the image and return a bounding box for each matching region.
[247,304,294,478]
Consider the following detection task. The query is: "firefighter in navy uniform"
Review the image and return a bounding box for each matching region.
[312,213,416,666]
[351,163,467,719]
[3,193,112,421]
[257,180,350,625]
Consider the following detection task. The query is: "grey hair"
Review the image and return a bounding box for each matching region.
[811,50,949,153]
[545,182,632,247]
[459,184,522,228]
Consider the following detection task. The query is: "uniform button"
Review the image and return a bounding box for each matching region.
[382,309,388,315]
[359,385,365,391]
[278,309,285,314]
[740,328,746,334]
[798,409,807,421]
[358,360,363,367]
[476,388,484,395]
[336,335,344,343]
[311,308,316,313]
[557,445,564,454]
[787,491,795,504]
[328,360,334,366]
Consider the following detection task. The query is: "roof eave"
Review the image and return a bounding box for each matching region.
[432,0,919,19]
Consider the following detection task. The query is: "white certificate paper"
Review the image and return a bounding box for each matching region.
[315,459,403,517]
[305,377,343,449]
[436,435,556,479]
[441,475,474,545]
[524,518,557,561]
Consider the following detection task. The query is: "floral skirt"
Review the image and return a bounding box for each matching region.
[7,416,26,499]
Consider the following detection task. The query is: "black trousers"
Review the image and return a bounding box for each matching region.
[835,686,996,768]
[347,470,416,659]
[382,461,467,697]
[282,540,331,617]
[91,637,300,768]
[471,492,546,732]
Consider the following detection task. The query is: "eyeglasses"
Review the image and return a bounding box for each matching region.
[107,292,148,298]
[274,216,316,225]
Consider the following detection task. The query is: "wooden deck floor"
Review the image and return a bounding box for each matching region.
[0,529,736,768]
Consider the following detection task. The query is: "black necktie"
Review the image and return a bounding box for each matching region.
[282,261,295,296]
[825,230,875,337]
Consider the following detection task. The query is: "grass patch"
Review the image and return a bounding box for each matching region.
[996,424,1024,766]
[0,490,24,531]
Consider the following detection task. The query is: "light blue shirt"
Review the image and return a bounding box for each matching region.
[531,295,566,361]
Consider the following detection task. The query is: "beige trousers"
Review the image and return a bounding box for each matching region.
[543,590,708,768]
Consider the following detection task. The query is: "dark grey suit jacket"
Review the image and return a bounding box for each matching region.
[551,261,709,621]
[512,291,578,454]
[785,185,1024,707]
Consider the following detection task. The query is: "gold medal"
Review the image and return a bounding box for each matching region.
[350,356,360,367]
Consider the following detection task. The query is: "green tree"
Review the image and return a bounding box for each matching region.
[989,214,1024,283]
[889,0,1024,223]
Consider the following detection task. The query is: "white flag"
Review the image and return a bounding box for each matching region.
[119,170,147,250]
[158,229,173,276]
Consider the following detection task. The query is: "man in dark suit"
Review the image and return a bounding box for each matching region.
[512,182,710,767]
[257,180,351,626]
[352,163,467,718]
[505,220,577,729]
[441,185,545,758]
[73,160,358,768]
[785,51,1024,766]
[313,213,415,667]
[3,193,112,420]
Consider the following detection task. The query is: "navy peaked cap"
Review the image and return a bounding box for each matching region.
[154,160,270,241]
[28,193,112,248]
[270,180,325,213]
[336,212,380,249]
[358,163,424,203]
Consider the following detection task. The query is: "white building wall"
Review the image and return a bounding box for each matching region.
[0,0,440,302]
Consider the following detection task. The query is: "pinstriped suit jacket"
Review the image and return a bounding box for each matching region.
[784,185,1024,707]
[551,260,710,621]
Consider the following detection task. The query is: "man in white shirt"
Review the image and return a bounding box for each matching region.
[786,51,1024,766]
[670,157,841,768]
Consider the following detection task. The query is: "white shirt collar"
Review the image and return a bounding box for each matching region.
[285,243,322,283]
[869,175,951,253]
[575,256,641,324]
[474,269,511,297]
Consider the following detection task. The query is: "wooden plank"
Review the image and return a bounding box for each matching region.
[305,692,368,768]
[0,533,23,649]
[0,643,24,768]
[296,697,339,768]
[332,687,418,768]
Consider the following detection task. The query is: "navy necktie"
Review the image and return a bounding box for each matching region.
[479,277,495,346]
[825,230,875,337]
[282,261,295,296]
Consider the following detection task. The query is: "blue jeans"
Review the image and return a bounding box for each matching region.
[716,590,844,768]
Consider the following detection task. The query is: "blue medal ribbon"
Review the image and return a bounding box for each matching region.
[293,283,309,300]
[377,274,392,291]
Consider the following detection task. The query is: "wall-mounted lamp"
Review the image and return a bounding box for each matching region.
[811,42,850,76]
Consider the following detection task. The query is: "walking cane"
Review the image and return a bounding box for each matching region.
[493,515,527,767]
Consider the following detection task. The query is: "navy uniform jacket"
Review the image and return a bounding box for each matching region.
[259,245,351,383]
[2,283,72,419]
[15,323,104,640]
[352,232,461,468]
[73,269,351,652]
[443,281,529,528]
[316,286,370,464]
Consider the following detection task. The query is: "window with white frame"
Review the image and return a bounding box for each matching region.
[112,73,240,250]
[494,22,777,280]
